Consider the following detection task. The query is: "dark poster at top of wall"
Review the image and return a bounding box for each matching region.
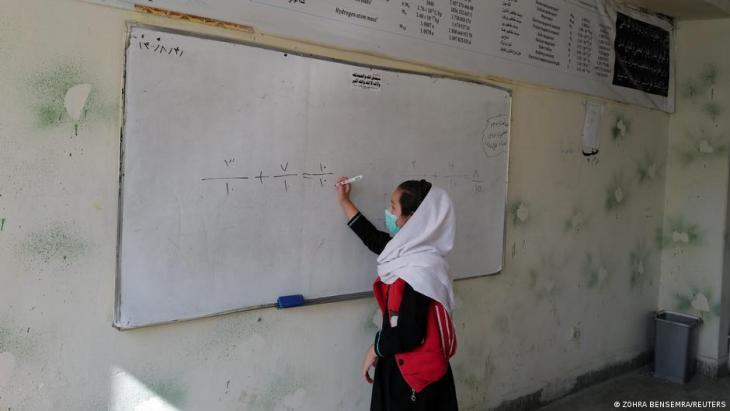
[612,12,670,97]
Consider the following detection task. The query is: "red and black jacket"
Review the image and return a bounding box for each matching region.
[373,277,457,392]
[348,212,457,393]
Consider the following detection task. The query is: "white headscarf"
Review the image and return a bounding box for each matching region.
[376,185,456,314]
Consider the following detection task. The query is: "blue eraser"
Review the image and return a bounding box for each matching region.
[277,294,305,308]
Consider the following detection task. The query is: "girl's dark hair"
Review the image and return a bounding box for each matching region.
[397,179,432,216]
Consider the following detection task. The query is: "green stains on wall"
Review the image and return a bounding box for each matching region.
[27,62,88,129]
[454,353,493,405]
[674,129,728,165]
[702,101,724,123]
[656,216,702,249]
[680,63,718,101]
[680,81,702,100]
[605,172,630,211]
[35,103,65,129]
[207,313,271,353]
[528,254,560,300]
[611,114,631,141]
[636,150,661,185]
[145,377,187,409]
[675,62,728,165]
[563,207,588,234]
[0,318,36,359]
[22,222,87,264]
[582,253,610,289]
[0,14,10,57]
[493,314,510,334]
[628,243,651,288]
[699,63,719,88]
[240,371,308,410]
[110,367,188,411]
[566,324,582,343]
[23,61,116,133]
[674,287,721,320]
[528,268,555,299]
[0,217,5,232]
[509,200,530,226]
[458,373,489,405]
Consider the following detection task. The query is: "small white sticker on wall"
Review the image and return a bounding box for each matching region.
[352,71,382,90]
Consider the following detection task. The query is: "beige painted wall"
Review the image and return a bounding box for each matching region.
[0,0,669,409]
[659,17,730,375]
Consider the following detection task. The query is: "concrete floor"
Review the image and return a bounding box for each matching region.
[538,366,730,411]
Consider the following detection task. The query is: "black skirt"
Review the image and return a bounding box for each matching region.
[370,357,458,411]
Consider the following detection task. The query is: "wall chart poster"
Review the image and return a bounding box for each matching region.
[612,12,670,97]
[89,0,675,112]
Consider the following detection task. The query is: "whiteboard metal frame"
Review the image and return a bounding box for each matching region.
[114,22,512,330]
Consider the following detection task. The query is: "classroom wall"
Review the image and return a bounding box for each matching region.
[658,17,730,377]
[0,0,669,410]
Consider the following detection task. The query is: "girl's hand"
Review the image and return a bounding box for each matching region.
[336,176,352,204]
[336,176,359,220]
[361,344,378,384]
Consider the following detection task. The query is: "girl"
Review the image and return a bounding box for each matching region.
[336,177,459,411]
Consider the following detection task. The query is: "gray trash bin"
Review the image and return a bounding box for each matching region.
[653,310,702,384]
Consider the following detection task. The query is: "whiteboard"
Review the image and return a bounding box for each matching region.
[116,26,511,329]
[88,0,673,112]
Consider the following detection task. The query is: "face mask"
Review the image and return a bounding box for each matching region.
[384,209,400,235]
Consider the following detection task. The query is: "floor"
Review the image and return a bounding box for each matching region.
[537,366,730,411]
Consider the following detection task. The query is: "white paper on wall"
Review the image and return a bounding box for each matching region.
[581,100,604,156]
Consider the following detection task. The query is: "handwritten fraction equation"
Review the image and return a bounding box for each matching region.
[201,161,334,195]
[401,161,486,193]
